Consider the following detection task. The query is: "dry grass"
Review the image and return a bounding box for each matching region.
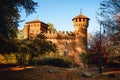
[0,66,120,80]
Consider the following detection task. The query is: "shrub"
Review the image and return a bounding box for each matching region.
[0,53,17,64]
[80,52,108,67]
[79,52,88,66]
[38,58,72,68]
[111,56,120,63]
[15,53,30,65]
[105,62,120,68]
[31,52,76,67]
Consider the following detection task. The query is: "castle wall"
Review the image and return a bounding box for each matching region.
[45,30,76,56]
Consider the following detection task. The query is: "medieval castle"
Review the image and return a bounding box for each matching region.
[23,12,90,64]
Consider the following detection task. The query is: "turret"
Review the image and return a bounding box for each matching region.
[72,11,90,34]
[72,10,90,65]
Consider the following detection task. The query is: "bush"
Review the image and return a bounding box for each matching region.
[15,53,30,65]
[105,62,120,68]
[0,53,17,64]
[79,52,97,67]
[37,58,72,68]
[31,52,76,67]
[80,52,108,67]
[111,56,120,63]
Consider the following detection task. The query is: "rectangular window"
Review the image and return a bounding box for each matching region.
[83,18,85,22]
[79,18,81,21]
[76,19,77,22]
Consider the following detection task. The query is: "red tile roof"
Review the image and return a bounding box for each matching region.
[72,14,90,20]
[25,20,41,24]
[25,20,48,26]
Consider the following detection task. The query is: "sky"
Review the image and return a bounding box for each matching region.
[19,0,102,33]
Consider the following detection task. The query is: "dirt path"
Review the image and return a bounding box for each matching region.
[0,66,36,71]
[103,68,120,74]
[0,66,120,74]
[0,66,120,80]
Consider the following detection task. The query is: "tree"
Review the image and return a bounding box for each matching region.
[0,0,37,54]
[15,39,32,65]
[86,32,108,66]
[0,39,18,53]
[87,32,99,49]
[0,0,37,39]
[47,23,57,32]
[17,33,58,64]
[32,33,57,55]
[107,32,120,63]
[97,0,120,64]
[97,0,120,34]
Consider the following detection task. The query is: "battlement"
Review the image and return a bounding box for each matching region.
[44,30,75,40]
[44,30,74,34]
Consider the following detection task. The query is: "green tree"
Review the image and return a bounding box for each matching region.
[17,33,58,65]
[32,33,57,55]
[0,0,37,53]
[0,0,37,39]
[16,39,32,65]
[47,23,57,32]
[0,39,18,53]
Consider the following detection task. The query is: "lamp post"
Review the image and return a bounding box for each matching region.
[98,22,103,74]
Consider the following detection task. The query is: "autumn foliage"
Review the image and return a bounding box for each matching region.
[80,40,108,66]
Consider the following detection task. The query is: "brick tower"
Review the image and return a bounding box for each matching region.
[72,11,90,65]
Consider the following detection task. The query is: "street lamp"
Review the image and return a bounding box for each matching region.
[98,21,104,74]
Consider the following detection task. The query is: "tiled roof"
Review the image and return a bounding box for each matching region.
[25,20,48,26]
[72,14,90,20]
[25,20,41,24]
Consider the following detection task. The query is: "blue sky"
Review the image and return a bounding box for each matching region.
[19,0,102,33]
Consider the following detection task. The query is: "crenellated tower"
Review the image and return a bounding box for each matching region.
[72,11,90,61]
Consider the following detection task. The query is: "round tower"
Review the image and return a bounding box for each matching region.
[72,11,90,64]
